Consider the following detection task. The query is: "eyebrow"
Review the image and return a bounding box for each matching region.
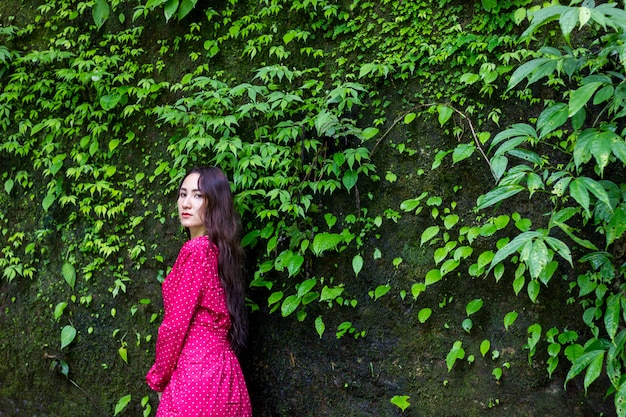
[179,187,201,193]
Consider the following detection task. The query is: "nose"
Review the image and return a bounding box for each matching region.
[181,195,192,208]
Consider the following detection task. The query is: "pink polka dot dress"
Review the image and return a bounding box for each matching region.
[146,235,252,417]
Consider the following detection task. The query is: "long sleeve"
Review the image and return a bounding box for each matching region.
[146,237,218,391]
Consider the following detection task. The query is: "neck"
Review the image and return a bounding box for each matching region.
[189,227,205,239]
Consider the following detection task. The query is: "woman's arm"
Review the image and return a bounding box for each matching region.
[146,239,215,391]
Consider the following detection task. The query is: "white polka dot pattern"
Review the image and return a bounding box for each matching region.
[146,235,252,416]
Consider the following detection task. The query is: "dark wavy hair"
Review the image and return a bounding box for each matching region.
[181,166,248,354]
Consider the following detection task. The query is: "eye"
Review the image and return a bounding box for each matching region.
[194,193,203,199]
[178,191,186,198]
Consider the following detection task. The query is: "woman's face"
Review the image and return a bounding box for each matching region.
[178,172,206,239]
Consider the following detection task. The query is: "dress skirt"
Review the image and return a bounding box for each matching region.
[156,326,251,417]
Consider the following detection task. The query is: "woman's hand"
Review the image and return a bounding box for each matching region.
[158,391,163,401]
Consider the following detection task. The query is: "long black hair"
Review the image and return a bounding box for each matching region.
[181,166,248,354]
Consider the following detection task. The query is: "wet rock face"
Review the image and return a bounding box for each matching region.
[234,119,613,416]
[0,126,614,417]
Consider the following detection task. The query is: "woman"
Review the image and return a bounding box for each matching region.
[146,167,252,416]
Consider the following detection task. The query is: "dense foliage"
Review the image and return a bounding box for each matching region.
[1,0,625,415]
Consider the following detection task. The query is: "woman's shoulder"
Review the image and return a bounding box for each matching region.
[180,235,218,256]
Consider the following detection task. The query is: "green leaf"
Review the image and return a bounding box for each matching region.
[54,302,68,320]
[411,282,426,299]
[566,349,603,388]
[558,7,578,38]
[311,233,343,256]
[434,247,448,265]
[547,342,561,357]
[443,215,459,230]
[320,285,344,302]
[446,340,465,371]
[283,31,295,44]
[481,0,496,11]
[60,325,77,349]
[358,63,376,78]
[591,133,616,176]
[440,259,459,276]
[480,339,491,357]
[373,284,390,300]
[108,139,120,151]
[537,103,568,137]
[579,176,612,211]
[163,0,179,21]
[114,394,131,416]
[513,274,525,295]
[177,0,197,20]
[543,236,572,266]
[418,308,432,323]
[361,127,378,140]
[615,381,626,417]
[453,246,473,261]
[462,318,473,333]
[593,85,613,105]
[297,278,317,298]
[314,316,325,338]
[569,178,590,214]
[527,279,540,303]
[569,82,602,117]
[584,351,605,393]
[573,128,596,168]
[547,355,559,377]
[527,323,542,352]
[610,135,626,165]
[281,294,301,317]
[145,0,168,8]
[538,260,558,286]
[425,269,442,286]
[43,192,56,212]
[286,254,304,277]
[437,105,454,126]
[513,8,526,24]
[490,155,508,182]
[268,291,283,306]
[100,93,121,111]
[527,239,548,279]
[506,58,555,91]
[504,311,518,330]
[420,226,440,246]
[604,294,621,340]
[490,231,542,272]
[452,143,475,164]
[56,359,70,378]
[62,262,76,290]
[520,6,569,39]
[118,345,128,364]
[490,123,537,150]
[466,298,483,316]
[390,395,411,412]
[92,0,110,29]
[476,185,524,210]
[352,254,363,277]
[403,112,416,124]
[4,178,13,195]
[507,149,543,165]
[342,170,358,191]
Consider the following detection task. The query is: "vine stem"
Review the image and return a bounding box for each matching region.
[370,103,493,178]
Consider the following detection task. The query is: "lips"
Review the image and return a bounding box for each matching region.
[181,213,192,218]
